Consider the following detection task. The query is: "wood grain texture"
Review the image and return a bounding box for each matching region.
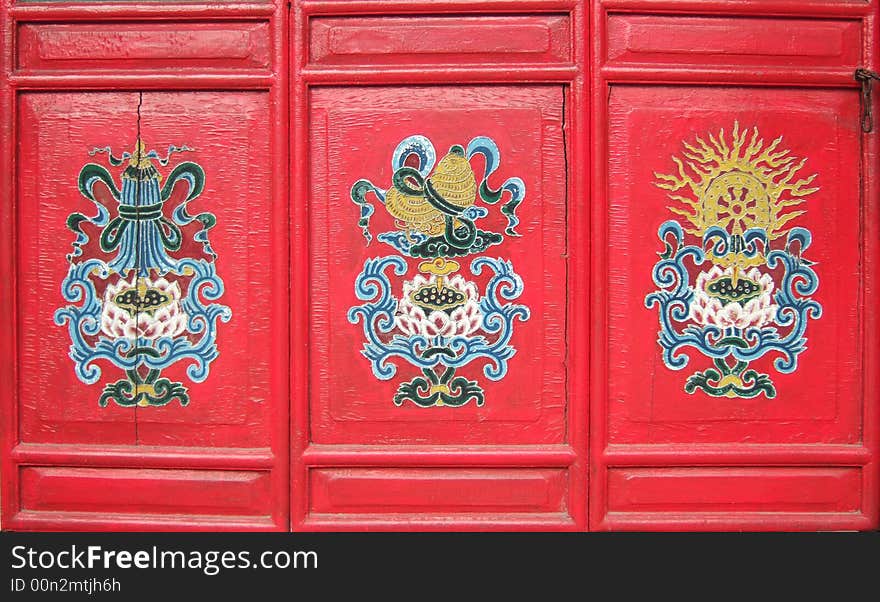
[292,8,584,524]
[4,4,289,531]
[2,0,878,533]
[309,14,571,67]
[17,92,140,446]
[591,0,878,531]
[606,15,861,69]
[20,466,273,516]
[308,85,567,446]
[607,466,862,513]
[310,467,568,514]
[605,85,861,446]
[135,91,275,449]
[16,21,271,73]
[600,0,873,16]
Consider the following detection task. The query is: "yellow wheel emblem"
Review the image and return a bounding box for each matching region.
[654,121,818,240]
[646,122,823,400]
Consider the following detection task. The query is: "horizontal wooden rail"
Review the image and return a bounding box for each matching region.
[601,0,874,18]
[10,511,281,532]
[302,513,579,531]
[302,445,578,466]
[301,0,579,16]
[301,65,579,84]
[7,73,274,89]
[12,444,276,469]
[601,66,861,87]
[599,511,874,531]
[10,3,275,21]
[604,444,873,466]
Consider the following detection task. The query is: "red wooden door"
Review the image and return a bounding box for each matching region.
[1,0,877,532]
[1,3,289,530]
[590,1,879,530]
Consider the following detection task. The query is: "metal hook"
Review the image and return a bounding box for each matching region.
[855,68,880,133]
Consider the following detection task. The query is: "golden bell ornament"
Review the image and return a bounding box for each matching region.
[384,186,445,235]
[384,145,477,235]
[427,147,476,211]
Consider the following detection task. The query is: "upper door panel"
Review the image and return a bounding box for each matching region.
[308,84,568,445]
[607,85,861,445]
[4,3,288,531]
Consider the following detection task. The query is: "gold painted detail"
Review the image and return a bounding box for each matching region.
[135,383,156,403]
[411,258,466,314]
[128,139,152,169]
[384,147,477,235]
[429,150,477,208]
[715,374,745,398]
[654,121,818,241]
[385,187,445,235]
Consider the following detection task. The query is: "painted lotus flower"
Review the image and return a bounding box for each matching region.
[100,275,188,340]
[689,265,777,330]
[395,274,482,338]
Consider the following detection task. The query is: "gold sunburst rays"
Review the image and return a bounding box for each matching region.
[654,121,819,240]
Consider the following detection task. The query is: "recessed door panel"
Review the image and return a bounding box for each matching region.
[18,92,140,445]
[606,85,861,445]
[133,91,276,449]
[308,85,568,446]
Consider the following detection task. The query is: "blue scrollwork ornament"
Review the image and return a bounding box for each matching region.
[349,135,529,407]
[646,123,822,399]
[55,140,231,407]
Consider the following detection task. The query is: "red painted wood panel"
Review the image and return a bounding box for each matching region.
[309,14,572,67]
[20,466,273,517]
[2,2,289,531]
[606,15,861,69]
[134,91,276,449]
[591,1,878,531]
[310,467,568,514]
[17,92,140,446]
[307,84,567,446]
[1,0,877,532]
[607,467,862,513]
[17,21,271,73]
[606,85,861,445]
[292,0,587,528]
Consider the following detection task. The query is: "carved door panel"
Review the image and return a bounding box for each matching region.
[3,10,288,530]
[292,10,587,530]
[590,5,879,530]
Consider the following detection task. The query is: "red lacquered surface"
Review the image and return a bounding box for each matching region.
[1,0,289,531]
[0,0,877,531]
[590,0,878,531]
[291,0,587,531]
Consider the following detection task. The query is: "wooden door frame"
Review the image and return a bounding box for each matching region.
[288,0,590,531]
[588,0,879,530]
[0,0,877,531]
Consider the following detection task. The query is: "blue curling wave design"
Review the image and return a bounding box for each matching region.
[54,260,137,383]
[140,259,232,381]
[466,136,526,236]
[54,258,231,384]
[65,199,110,263]
[348,256,530,381]
[645,220,821,373]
